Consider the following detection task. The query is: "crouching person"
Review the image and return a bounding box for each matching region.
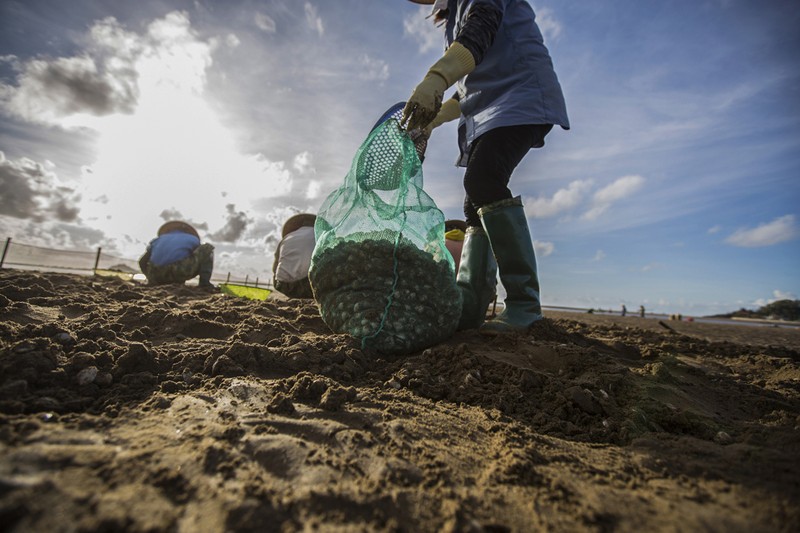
[444,219,467,273]
[273,213,316,299]
[139,221,215,289]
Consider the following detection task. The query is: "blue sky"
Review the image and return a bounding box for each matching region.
[0,0,797,316]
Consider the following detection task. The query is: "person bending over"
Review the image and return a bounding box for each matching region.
[403,0,569,334]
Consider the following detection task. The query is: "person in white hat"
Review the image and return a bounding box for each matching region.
[403,0,569,334]
[138,221,215,289]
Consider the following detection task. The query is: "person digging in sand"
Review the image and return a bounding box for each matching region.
[272,213,316,299]
[139,221,216,289]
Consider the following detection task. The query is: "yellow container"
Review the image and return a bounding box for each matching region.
[219,283,271,301]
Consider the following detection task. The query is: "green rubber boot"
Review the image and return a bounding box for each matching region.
[478,197,543,335]
[456,226,498,330]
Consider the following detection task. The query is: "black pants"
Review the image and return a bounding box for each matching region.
[463,124,552,227]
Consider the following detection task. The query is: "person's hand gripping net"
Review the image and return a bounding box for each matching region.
[401,76,446,133]
[400,42,476,132]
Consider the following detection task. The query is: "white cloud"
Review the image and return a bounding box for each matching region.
[305,180,322,200]
[255,13,276,33]
[0,152,80,222]
[707,225,721,234]
[594,175,645,204]
[525,179,592,219]
[0,12,224,129]
[293,151,314,174]
[583,175,645,220]
[754,289,797,307]
[358,54,390,83]
[534,240,554,257]
[532,6,562,42]
[41,11,299,256]
[638,262,660,273]
[1,52,138,125]
[0,216,113,254]
[592,250,606,262]
[304,3,324,37]
[137,12,213,95]
[403,8,442,54]
[772,289,796,300]
[725,215,798,247]
[225,34,241,48]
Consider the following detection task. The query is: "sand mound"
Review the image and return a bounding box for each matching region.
[1,270,798,531]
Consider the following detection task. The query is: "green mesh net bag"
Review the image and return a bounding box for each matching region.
[309,106,461,355]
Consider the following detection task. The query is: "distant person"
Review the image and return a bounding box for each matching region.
[402,0,569,334]
[621,304,627,317]
[639,305,645,318]
[273,214,316,299]
[444,219,467,273]
[139,221,215,289]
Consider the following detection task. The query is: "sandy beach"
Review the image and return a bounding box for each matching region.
[1,269,798,532]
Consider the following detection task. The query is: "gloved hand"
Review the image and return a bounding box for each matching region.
[424,97,461,136]
[402,75,446,133]
[402,42,475,132]
[407,98,461,161]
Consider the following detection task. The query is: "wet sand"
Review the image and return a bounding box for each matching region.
[1,269,798,531]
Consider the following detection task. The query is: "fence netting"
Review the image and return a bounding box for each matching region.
[1,240,137,273]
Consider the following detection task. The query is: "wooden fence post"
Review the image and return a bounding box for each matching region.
[94,247,102,271]
[0,238,10,268]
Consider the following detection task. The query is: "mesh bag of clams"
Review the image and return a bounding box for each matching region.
[309,107,461,355]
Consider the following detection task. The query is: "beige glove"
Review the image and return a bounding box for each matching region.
[424,97,461,136]
[402,42,475,132]
[407,98,460,162]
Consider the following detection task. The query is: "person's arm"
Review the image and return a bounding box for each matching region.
[272,241,282,278]
[454,2,502,66]
[402,2,503,132]
[402,42,474,132]
[422,94,461,136]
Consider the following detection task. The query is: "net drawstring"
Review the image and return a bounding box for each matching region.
[360,211,407,351]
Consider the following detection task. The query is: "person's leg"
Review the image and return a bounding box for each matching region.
[149,244,215,287]
[463,196,481,229]
[455,222,497,329]
[195,244,215,288]
[276,277,314,299]
[139,255,160,285]
[457,191,497,329]
[462,125,551,334]
[478,196,542,333]
[463,125,550,207]
[457,126,543,330]
[144,262,184,285]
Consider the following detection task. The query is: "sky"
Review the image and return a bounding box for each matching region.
[0,0,798,317]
